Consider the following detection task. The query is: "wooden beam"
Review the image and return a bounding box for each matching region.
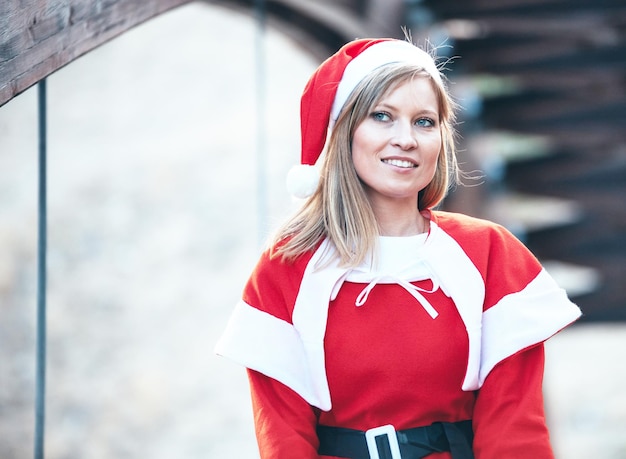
[0,0,407,107]
[0,0,193,107]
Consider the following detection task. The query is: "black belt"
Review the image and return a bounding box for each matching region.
[317,420,474,459]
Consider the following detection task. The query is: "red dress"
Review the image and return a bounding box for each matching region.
[216,211,581,458]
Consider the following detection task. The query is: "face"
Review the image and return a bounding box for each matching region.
[351,76,441,208]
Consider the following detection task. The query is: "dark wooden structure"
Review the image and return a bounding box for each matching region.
[0,0,405,106]
[0,0,193,106]
[419,0,626,320]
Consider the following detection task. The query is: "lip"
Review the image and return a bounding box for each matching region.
[381,156,418,168]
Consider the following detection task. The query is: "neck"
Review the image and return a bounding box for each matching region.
[371,198,428,237]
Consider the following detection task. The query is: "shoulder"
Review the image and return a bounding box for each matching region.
[430,209,541,277]
[431,211,544,308]
[262,237,319,279]
[430,210,519,244]
[242,239,318,324]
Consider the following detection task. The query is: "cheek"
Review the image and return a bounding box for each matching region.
[433,130,444,155]
[423,137,442,179]
[424,136,442,164]
[350,146,367,180]
[350,127,371,168]
[351,125,369,153]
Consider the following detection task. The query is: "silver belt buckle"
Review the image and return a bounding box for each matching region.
[365,424,401,459]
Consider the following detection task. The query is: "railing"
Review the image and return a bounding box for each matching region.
[35,79,47,459]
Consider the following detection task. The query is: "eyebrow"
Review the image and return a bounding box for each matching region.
[375,102,439,118]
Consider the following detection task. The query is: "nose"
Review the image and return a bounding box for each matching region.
[391,120,417,150]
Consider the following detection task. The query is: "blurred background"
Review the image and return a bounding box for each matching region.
[0,0,625,458]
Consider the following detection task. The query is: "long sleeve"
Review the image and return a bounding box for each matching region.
[472,344,554,459]
[247,369,321,459]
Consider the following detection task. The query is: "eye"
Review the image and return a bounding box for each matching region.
[371,111,391,122]
[416,117,436,128]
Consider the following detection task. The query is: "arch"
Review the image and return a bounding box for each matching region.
[0,0,405,107]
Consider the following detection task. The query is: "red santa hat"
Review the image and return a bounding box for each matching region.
[286,38,442,198]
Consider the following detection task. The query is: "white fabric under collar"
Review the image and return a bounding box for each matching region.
[330,234,442,318]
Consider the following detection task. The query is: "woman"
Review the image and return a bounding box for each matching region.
[216,38,581,459]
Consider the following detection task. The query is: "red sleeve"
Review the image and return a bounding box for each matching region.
[472,344,555,459]
[247,369,321,459]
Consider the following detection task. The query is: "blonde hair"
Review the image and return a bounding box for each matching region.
[273,61,459,266]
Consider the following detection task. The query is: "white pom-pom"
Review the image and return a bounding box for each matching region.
[286,164,320,199]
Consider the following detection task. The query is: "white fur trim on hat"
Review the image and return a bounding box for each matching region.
[330,41,441,127]
[286,164,320,199]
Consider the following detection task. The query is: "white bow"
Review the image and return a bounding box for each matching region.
[354,273,440,319]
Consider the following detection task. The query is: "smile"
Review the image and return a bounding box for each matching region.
[382,158,417,168]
